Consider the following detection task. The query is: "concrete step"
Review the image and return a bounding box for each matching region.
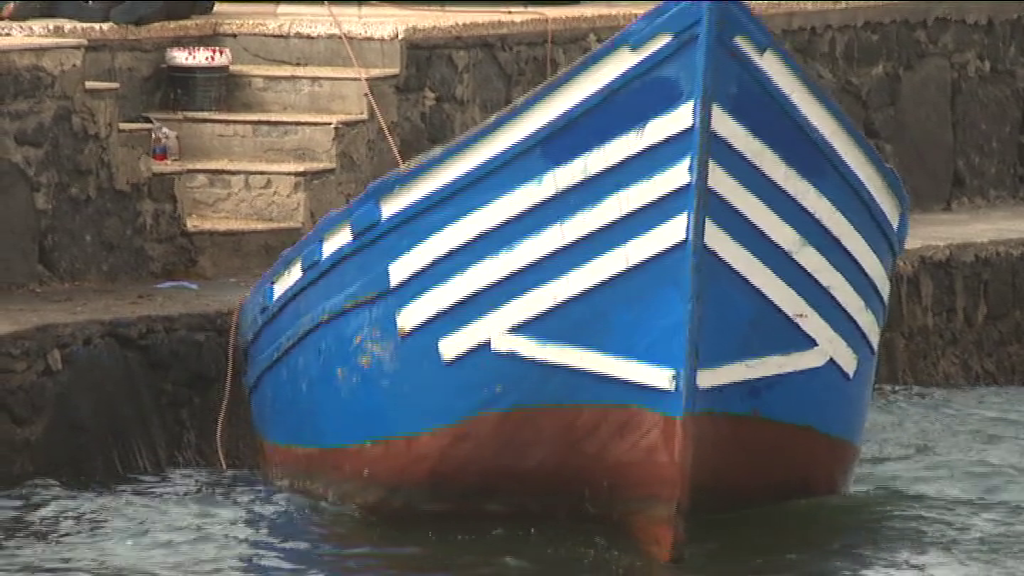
[82,81,119,141]
[153,160,335,224]
[227,64,400,115]
[145,111,366,163]
[186,216,304,278]
[215,36,401,70]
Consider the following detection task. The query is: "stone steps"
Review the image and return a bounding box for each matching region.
[227,65,399,115]
[153,160,335,225]
[145,111,366,164]
[130,35,402,278]
[186,216,305,278]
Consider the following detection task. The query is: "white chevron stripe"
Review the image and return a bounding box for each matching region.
[703,219,858,378]
[322,221,353,258]
[438,212,690,363]
[270,259,303,302]
[708,160,881,350]
[710,104,891,303]
[733,35,901,232]
[397,156,693,335]
[491,332,677,391]
[389,99,696,288]
[696,345,829,389]
[378,33,675,221]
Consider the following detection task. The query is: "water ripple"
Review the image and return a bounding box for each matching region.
[1,387,1022,575]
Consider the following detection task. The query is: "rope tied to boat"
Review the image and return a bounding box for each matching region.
[215,297,243,470]
[325,0,405,168]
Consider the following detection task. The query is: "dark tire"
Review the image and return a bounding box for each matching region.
[54,1,125,23]
[2,1,57,21]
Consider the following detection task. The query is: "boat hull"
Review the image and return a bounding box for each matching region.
[259,409,857,559]
[238,0,908,562]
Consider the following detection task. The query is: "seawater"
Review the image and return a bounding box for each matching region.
[2,387,1022,576]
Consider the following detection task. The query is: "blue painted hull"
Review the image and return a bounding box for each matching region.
[238,0,909,559]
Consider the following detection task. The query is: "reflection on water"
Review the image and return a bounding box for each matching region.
[2,387,1023,575]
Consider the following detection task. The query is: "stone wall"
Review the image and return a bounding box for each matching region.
[878,240,1024,387]
[0,44,192,287]
[770,7,1024,211]
[0,313,258,485]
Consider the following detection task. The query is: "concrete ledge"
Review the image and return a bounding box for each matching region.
[0,36,86,51]
[9,1,1010,42]
[0,280,249,338]
[83,80,119,91]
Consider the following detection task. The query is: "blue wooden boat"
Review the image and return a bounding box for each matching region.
[237,0,909,561]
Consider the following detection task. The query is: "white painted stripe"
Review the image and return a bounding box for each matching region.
[733,36,901,232]
[271,259,304,302]
[379,33,675,221]
[397,157,693,335]
[389,99,696,288]
[708,161,881,350]
[696,345,828,389]
[439,212,690,362]
[491,332,677,392]
[322,221,353,258]
[703,219,858,378]
[710,105,891,302]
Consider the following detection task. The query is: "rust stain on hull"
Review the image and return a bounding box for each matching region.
[261,408,857,561]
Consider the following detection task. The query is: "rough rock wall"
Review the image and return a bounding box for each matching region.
[878,240,1024,387]
[775,15,1024,211]
[0,314,258,486]
[393,29,621,169]
[0,46,193,286]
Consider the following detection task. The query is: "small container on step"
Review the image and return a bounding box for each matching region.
[164,46,232,112]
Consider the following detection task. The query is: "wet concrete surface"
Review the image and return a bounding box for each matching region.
[0,279,252,338]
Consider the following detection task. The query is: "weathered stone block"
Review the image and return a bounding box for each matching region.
[892,55,953,211]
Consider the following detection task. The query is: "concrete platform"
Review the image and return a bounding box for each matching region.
[1,209,1022,338]
[0,279,252,338]
[905,206,1024,250]
[0,1,911,41]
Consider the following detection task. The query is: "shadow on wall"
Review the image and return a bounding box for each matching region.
[0,160,38,287]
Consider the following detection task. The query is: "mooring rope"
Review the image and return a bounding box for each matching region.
[215,297,243,470]
[324,0,405,168]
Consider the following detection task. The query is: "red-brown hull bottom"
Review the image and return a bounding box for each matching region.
[261,407,858,562]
